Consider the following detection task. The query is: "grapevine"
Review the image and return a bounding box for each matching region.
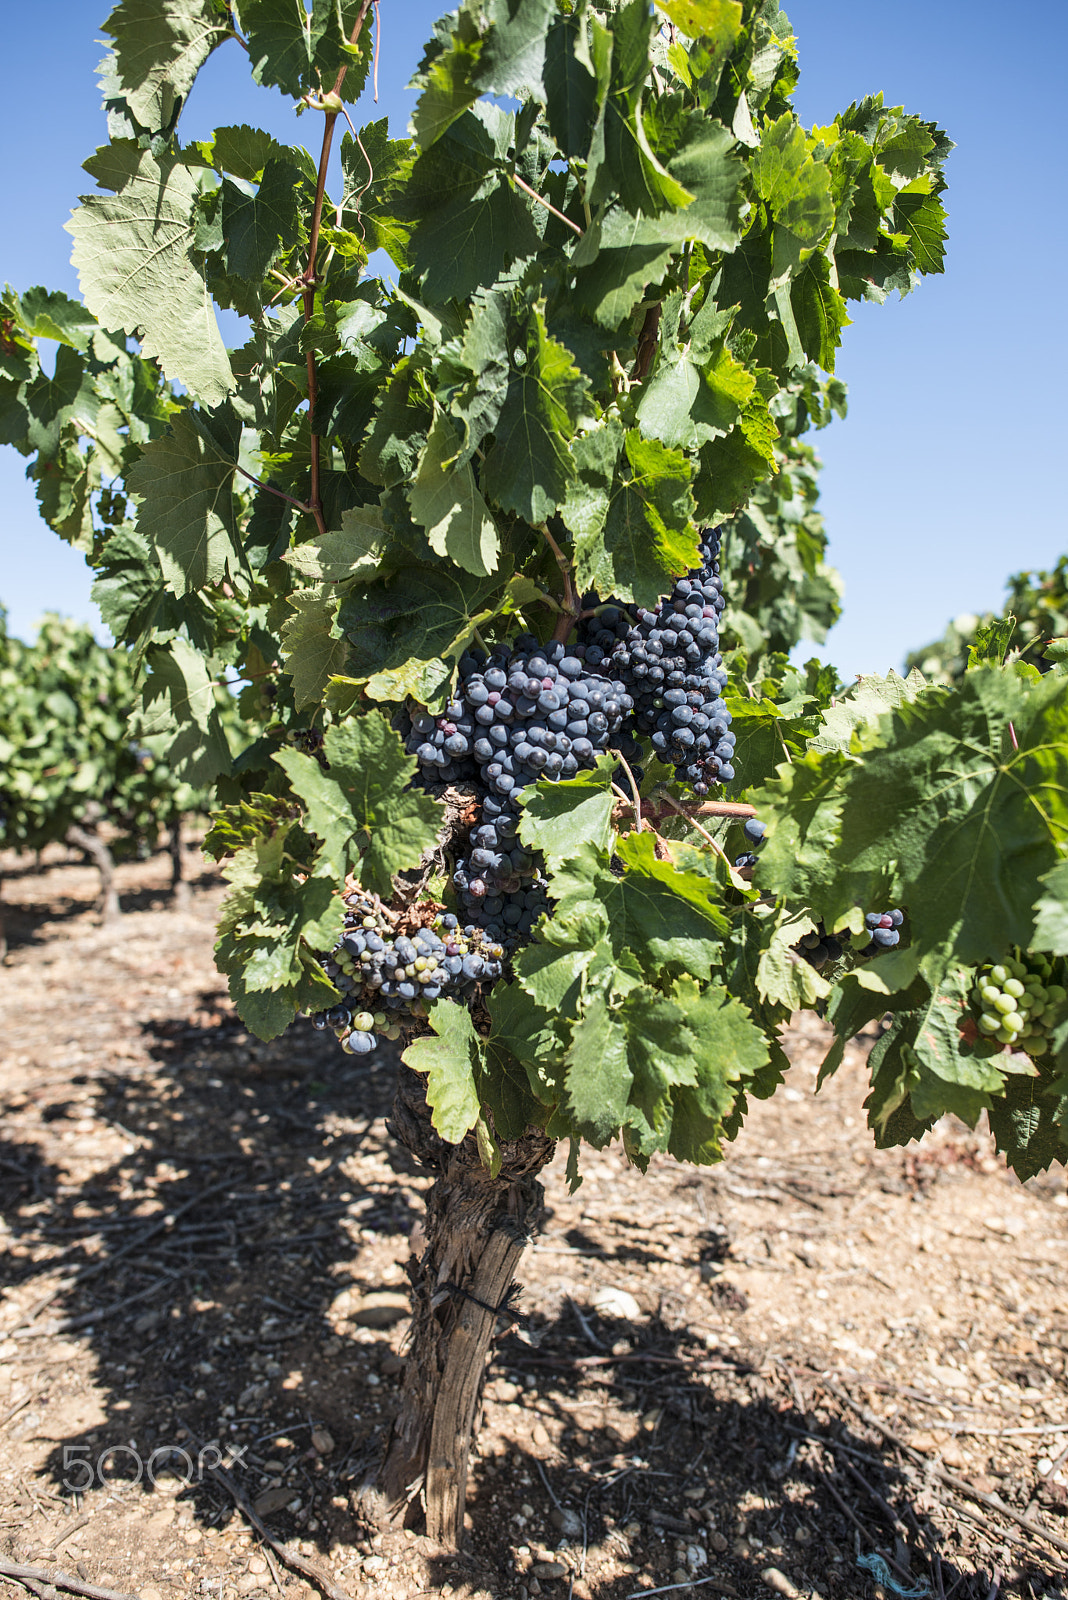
[5,0,1068,1553]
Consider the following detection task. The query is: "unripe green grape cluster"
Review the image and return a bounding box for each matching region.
[972,952,1067,1054]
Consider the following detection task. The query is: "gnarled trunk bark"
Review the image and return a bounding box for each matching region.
[65,822,120,923]
[376,1066,554,1546]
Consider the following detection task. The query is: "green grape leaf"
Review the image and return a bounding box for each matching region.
[808,669,931,755]
[338,565,526,705]
[585,0,694,217]
[67,142,234,406]
[482,302,590,524]
[409,408,499,577]
[666,978,767,1164]
[543,12,598,158]
[279,585,348,709]
[359,360,433,489]
[573,220,676,328]
[751,113,834,247]
[655,0,742,44]
[987,1064,1068,1182]
[10,287,98,352]
[1033,860,1068,957]
[139,637,233,785]
[284,504,390,583]
[485,981,562,1112]
[275,713,442,895]
[125,407,242,594]
[478,0,555,98]
[572,428,699,609]
[968,614,1017,670]
[410,10,484,148]
[241,0,371,103]
[206,123,286,180]
[227,972,301,1041]
[543,831,727,981]
[836,669,1068,967]
[403,1000,482,1143]
[102,0,231,132]
[565,991,643,1145]
[894,187,948,276]
[219,157,303,281]
[790,252,850,373]
[519,757,617,867]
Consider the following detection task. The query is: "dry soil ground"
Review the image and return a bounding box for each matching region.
[2,843,1068,1600]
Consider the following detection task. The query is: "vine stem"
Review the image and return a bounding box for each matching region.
[615,753,644,832]
[535,522,580,642]
[302,0,376,539]
[636,798,757,822]
[234,464,312,515]
[511,172,584,237]
[655,791,731,862]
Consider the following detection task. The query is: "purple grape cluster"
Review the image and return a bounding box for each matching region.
[311,889,505,1055]
[579,528,734,795]
[404,635,640,946]
[734,815,765,872]
[795,908,906,970]
[861,909,904,953]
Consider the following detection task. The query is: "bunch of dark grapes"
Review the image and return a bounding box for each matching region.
[411,635,637,795]
[796,924,846,970]
[795,908,906,970]
[580,528,734,794]
[860,909,904,953]
[322,533,733,1055]
[408,635,638,945]
[287,727,327,767]
[403,703,480,787]
[734,816,765,871]
[311,888,505,1055]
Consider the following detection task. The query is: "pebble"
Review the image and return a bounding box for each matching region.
[550,1507,583,1539]
[531,1422,550,1447]
[591,1286,641,1321]
[686,1544,707,1569]
[141,1590,162,1600]
[381,1352,405,1375]
[353,1291,410,1327]
[248,1556,268,1576]
[672,1570,690,1585]
[533,1561,568,1580]
[762,1568,800,1598]
[311,1427,335,1455]
[710,1531,728,1553]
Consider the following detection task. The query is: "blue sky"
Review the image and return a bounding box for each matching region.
[1,1,1064,680]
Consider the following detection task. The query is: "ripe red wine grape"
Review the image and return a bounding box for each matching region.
[578,528,734,794]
